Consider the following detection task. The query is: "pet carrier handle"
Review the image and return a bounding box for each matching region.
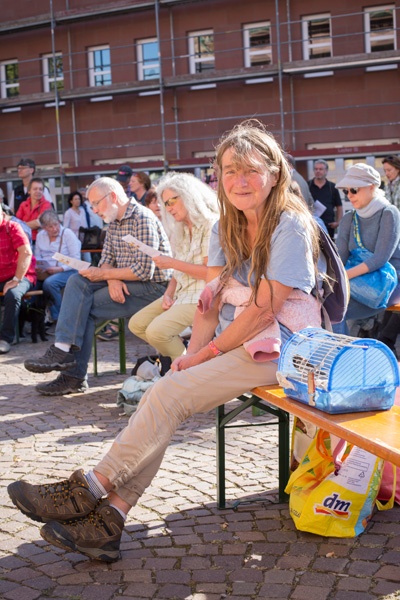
[307,371,316,406]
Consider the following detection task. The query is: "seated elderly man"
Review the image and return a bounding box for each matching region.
[0,203,36,354]
[35,210,82,324]
[24,177,172,396]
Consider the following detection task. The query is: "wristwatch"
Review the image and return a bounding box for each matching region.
[12,276,21,283]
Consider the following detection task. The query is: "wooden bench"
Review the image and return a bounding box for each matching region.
[387,304,400,312]
[217,384,400,509]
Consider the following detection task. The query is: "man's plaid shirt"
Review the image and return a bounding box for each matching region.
[99,201,172,283]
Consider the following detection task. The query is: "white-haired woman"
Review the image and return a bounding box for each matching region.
[128,171,219,363]
[333,163,400,336]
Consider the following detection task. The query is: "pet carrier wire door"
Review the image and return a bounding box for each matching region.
[277,327,399,414]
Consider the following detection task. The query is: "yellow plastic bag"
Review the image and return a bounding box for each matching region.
[285,430,394,537]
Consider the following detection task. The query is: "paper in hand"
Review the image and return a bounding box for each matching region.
[122,234,160,258]
[313,200,327,218]
[52,252,91,271]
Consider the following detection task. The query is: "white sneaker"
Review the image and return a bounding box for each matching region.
[0,340,11,354]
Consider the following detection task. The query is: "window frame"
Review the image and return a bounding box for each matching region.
[364,5,396,53]
[136,37,160,81]
[42,52,64,93]
[88,45,112,87]
[302,13,332,60]
[243,21,272,68]
[0,59,19,98]
[188,29,215,74]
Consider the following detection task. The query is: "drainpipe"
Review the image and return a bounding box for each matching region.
[50,0,65,212]
[169,8,180,160]
[286,0,296,150]
[155,0,168,173]
[275,0,285,146]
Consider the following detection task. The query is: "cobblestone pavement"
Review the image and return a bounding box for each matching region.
[1,333,400,600]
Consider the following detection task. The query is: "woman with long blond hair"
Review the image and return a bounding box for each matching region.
[8,120,322,562]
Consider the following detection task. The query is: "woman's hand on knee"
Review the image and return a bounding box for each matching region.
[171,346,211,371]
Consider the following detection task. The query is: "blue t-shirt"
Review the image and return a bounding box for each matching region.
[208,211,316,337]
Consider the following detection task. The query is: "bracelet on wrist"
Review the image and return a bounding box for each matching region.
[208,340,223,357]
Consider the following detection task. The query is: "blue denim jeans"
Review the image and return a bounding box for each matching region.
[42,269,78,321]
[0,278,32,343]
[55,273,167,380]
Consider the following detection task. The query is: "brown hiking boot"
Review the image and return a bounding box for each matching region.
[7,470,97,523]
[40,499,124,563]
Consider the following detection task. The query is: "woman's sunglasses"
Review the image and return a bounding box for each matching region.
[163,195,179,208]
[342,188,360,196]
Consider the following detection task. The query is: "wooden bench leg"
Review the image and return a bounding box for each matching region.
[216,394,290,508]
[278,408,290,503]
[216,404,227,509]
[93,331,99,377]
[118,318,126,375]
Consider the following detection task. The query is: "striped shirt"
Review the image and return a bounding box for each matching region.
[99,201,172,283]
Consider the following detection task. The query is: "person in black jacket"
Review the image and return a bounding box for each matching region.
[309,159,343,239]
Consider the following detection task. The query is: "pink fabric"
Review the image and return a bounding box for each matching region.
[378,389,400,504]
[198,276,322,362]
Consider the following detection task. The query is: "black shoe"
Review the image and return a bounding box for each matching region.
[36,373,88,396]
[24,344,76,373]
[40,499,124,563]
[159,355,172,376]
[7,469,97,524]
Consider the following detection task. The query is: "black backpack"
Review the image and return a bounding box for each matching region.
[316,224,349,326]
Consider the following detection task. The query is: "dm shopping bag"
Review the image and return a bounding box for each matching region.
[285,429,393,537]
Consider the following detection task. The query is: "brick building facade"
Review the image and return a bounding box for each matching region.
[0,0,399,208]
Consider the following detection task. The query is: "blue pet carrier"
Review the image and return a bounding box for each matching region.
[277,327,399,414]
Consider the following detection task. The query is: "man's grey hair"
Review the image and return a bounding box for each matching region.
[314,159,329,170]
[86,176,129,204]
[39,210,60,227]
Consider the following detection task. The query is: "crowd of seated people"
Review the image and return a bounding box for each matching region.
[2,152,400,366]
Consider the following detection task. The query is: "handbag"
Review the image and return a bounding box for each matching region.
[285,429,395,537]
[36,230,64,281]
[345,212,397,309]
[78,225,103,250]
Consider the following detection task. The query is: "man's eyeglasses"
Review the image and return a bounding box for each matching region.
[91,192,110,208]
[163,195,179,208]
[342,188,360,196]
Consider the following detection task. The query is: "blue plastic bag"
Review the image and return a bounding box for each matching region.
[345,246,397,309]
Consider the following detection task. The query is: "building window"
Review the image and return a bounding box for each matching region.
[243,22,272,67]
[188,30,215,74]
[365,6,396,52]
[137,38,160,80]
[0,60,19,98]
[88,45,112,87]
[42,53,64,93]
[302,14,332,59]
